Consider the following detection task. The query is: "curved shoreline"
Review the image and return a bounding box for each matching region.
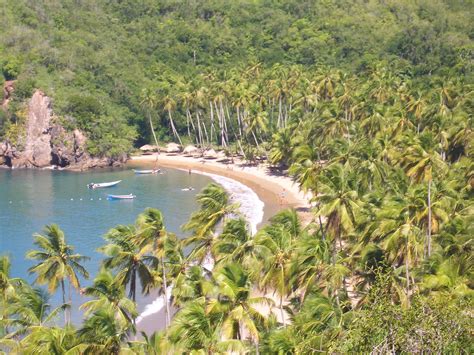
[129,154,312,334]
[128,153,311,228]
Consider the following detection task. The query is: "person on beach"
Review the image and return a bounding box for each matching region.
[188,169,192,174]
[279,188,286,205]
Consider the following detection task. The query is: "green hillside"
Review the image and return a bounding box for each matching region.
[0,1,472,353]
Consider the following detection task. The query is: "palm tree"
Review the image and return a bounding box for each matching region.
[207,263,272,351]
[100,224,156,303]
[182,183,239,264]
[399,142,447,257]
[168,298,245,353]
[26,224,89,324]
[137,208,172,327]
[162,94,183,145]
[80,268,137,327]
[6,284,67,337]
[253,211,298,326]
[140,88,160,148]
[78,308,134,355]
[18,325,80,354]
[0,256,18,336]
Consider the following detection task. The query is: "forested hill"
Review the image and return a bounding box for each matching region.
[0,0,472,155]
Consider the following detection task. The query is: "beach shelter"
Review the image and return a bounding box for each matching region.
[204,148,218,159]
[165,142,181,153]
[140,144,159,152]
[183,145,198,156]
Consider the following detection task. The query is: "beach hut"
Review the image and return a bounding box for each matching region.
[165,142,181,153]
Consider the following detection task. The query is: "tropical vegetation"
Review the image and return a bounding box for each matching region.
[0,0,472,353]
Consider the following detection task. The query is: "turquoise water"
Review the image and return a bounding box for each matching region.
[0,167,213,322]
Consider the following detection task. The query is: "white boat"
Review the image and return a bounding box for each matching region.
[107,194,135,200]
[87,180,122,189]
[181,187,195,191]
[133,169,160,174]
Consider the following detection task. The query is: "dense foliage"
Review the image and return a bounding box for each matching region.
[0,0,472,352]
[0,180,472,353]
[0,0,472,156]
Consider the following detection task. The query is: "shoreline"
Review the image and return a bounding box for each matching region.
[129,153,312,335]
[129,153,312,228]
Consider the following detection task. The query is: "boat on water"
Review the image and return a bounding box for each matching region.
[107,194,136,200]
[181,187,195,191]
[87,180,122,189]
[133,169,160,174]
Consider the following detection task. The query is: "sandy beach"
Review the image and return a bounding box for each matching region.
[129,153,312,227]
[129,153,312,335]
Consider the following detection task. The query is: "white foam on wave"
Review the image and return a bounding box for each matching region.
[200,171,265,235]
[136,169,265,325]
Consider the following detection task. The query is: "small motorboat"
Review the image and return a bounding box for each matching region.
[107,194,136,200]
[133,169,160,175]
[88,180,122,189]
[181,187,195,191]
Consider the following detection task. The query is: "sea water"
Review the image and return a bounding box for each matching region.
[0,167,264,325]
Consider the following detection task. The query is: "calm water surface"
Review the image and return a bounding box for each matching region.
[0,167,213,323]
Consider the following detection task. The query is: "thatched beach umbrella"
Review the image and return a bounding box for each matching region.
[204,148,218,159]
[216,151,227,159]
[183,145,198,155]
[165,142,181,153]
[140,144,159,152]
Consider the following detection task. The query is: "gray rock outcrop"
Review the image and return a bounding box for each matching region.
[12,91,53,168]
[1,90,126,170]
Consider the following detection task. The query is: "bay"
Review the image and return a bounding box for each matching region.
[0,167,213,323]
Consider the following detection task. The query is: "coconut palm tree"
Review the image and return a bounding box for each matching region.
[168,298,245,353]
[182,183,239,264]
[78,308,134,355]
[100,224,156,303]
[6,284,67,337]
[137,208,173,327]
[26,224,89,324]
[80,268,137,327]
[253,212,297,326]
[399,142,447,257]
[207,263,272,351]
[140,88,160,148]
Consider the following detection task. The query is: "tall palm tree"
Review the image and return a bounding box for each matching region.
[182,183,239,264]
[26,224,89,324]
[253,211,298,326]
[100,224,156,303]
[140,88,160,148]
[137,208,172,327]
[400,143,447,257]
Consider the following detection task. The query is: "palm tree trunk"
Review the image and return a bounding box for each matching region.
[148,112,159,148]
[405,244,411,303]
[427,179,432,258]
[161,258,171,327]
[168,110,182,145]
[61,279,67,324]
[279,294,286,327]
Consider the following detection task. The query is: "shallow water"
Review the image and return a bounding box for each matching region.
[0,167,213,323]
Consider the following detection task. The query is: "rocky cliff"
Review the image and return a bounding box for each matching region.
[0,90,125,170]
